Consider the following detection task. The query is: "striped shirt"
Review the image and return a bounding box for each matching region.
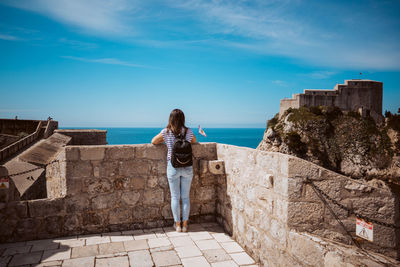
[161,127,194,161]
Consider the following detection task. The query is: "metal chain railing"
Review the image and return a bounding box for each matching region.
[0,159,59,179]
[305,178,400,229]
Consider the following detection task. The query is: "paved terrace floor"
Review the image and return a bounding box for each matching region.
[0,222,258,267]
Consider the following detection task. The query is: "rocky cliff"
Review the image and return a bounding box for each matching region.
[258,106,400,183]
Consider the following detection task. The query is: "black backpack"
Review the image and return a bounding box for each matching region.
[171,128,193,168]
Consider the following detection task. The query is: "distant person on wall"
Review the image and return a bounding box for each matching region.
[151,109,197,232]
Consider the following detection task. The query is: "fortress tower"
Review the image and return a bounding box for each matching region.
[279,79,383,123]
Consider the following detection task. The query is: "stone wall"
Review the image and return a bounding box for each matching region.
[0,143,219,242]
[0,119,39,136]
[54,130,107,145]
[216,144,399,265]
[0,142,398,265]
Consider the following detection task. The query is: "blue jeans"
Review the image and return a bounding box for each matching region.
[167,161,193,222]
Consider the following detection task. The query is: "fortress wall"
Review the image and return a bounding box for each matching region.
[216,144,399,265]
[299,94,337,107]
[0,143,398,265]
[54,130,107,145]
[0,143,220,242]
[336,81,383,115]
[0,119,40,136]
[279,80,384,122]
[279,97,300,117]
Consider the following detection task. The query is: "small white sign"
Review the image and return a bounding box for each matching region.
[356,218,373,242]
[0,178,9,189]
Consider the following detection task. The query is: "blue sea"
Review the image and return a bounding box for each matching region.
[61,128,265,149]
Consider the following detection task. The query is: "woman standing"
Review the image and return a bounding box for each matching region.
[151,109,197,232]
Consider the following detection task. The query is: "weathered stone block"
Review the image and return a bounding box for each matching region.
[65,194,89,213]
[4,201,28,219]
[147,176,158,188]
[350,196,396,221]
[131,177,145,190]
[28,198,64,217]
[287,157,319,179]
[66,161,92,178]
[119,160,149,176]
[105,146,135,160]
[208,160,225,175]
[132,206,160,220]
[64,214,80,231]
[273,175,288,197]
[43,215,63,235]
[135,144,166,160]
[92,193,117,210]
[196,186,215,201]
[66,178,85,196]
[86,178,113,195]
[162,205,173,219]
[143,189,164,205]
[287,202,323,229]
[274,199,288,222]
[79,146,105,161]
[258,174,274,189]
[200,202,215,214]
[192,143,217,159]
[121,191,141,206]
[82,211,105,226]
[65,146,80,161]
[109,207,132,224]
[288,231,325,267]
[199,160,209,174]
[113,177,130,190]
[157,175,169,189]
[270,218,287,246]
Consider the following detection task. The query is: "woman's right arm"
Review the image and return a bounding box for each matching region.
[151,132,164,145]
[191,134,197,144]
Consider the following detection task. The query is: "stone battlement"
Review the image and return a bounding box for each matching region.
[1,142,399,266]
[280,79,383,123]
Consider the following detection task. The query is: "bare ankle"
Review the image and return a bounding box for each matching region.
[182,220,188,226]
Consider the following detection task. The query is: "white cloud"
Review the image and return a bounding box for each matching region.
[3,0,400,70]
[169,0,400,70]
[307,71,337,80]
[2,0,138,36]
[272,80,288,86]
[0,34,20,41]
[58,38,98,49]
[62,56,151,68]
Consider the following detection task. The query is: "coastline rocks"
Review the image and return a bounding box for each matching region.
[257,106,400,183]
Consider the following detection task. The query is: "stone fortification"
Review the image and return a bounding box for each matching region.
[217,144,399,265]
[54,130,107,145]
[279,80,383,123]
[1,143,399,266]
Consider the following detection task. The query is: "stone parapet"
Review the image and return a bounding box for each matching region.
[0,143,219,242]
[54,129,107,145]
[0,142,398,266]
[216,144,399,264]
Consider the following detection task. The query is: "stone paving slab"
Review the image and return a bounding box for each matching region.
[0,225,258,267]
[8,251,42,266]
[96,256,129,267]
[62,256,94,267]
[41,248,71,262]
[128,250,152,267]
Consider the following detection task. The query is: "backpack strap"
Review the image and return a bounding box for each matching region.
[183,127,187,139]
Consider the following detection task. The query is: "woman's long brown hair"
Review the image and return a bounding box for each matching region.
[166,109,187,136]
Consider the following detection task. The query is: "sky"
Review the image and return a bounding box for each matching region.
[0,0,399,128]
